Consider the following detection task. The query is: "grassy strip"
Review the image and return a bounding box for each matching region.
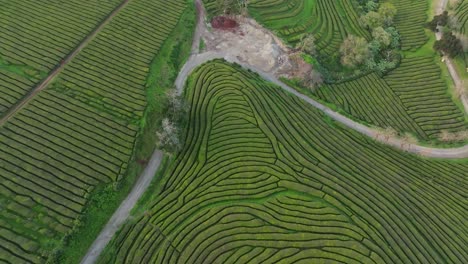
[54,3,195,263]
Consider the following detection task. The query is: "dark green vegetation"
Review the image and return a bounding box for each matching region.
[0,0,192,262]
[316,56,467,140]
[99,61,468,263]
[0,0,123,117]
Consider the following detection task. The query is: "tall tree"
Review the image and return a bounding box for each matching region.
[340,35,370,68]
[378,3,397,26]
[298,34,317,55]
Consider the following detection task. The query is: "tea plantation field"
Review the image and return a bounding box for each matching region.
[316,56,467,139]
[0,0,190,262]
[204,0,369,56]
[0,0,124,117]
[99,61,468,263]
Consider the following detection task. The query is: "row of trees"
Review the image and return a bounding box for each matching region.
[426,10,467,58]
[339,1,399,72]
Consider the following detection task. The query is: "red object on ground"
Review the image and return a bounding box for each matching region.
[211,16,238,29]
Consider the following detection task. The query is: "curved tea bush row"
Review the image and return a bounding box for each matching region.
[315,56,467,140]
[0,0,123,116]
[315,73,427,138]
[275,0,369,53]
[0,69,38,117]
[100,61,468,264]
[203,0,368,56]
[385,0,428,50]
[383,56,467,138]
[0,0,188,262]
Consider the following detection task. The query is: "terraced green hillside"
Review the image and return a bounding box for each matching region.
[316,56,467,140]
[99,61,468,263]
[0,0,123,117]
[0,0,190,262]
[385,0,429,51]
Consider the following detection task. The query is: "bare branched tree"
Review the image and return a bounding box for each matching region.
[156,118,181,151]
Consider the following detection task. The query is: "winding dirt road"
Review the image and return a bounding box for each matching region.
[0,0,132,126]
[176,51,468,159]
[176,0,468,159]
[80,150,164,264]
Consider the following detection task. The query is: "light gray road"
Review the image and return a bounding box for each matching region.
[80,150,164,264]
[176,51,468,159]
[0,0,132,126]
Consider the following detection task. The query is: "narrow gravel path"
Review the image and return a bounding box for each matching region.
[176,52,468,159]
[80,150,164,264]
[0,0,131,126]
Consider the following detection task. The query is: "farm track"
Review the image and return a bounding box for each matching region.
[81,150,164,264]
[0,0,131,126]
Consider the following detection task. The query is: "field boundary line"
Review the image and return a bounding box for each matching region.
[0,0,132,126]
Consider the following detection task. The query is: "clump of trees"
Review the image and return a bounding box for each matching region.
[360,2,397,29]
[427,8,467,58]
[337,1,399,74]
[426,11,448,31]
[434,32,463,57]
[298,33,316,55]
[156,89,188,152]
[339,35,370,68]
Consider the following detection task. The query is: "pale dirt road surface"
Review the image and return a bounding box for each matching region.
[176,52,468,159]
[80,150,164,264]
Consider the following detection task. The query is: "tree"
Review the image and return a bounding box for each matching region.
[340,35,370,68]
[304,69,323,89]
[237,0,249,17]
[156,118,181,151]
[360,11,383,29]
[365,0,378,12]
[385,27,401,49]
[426,11,449,31]
[298,34,316,55]
[378,3,397,26]
[372,27,391,47]
[434,31,463,57]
